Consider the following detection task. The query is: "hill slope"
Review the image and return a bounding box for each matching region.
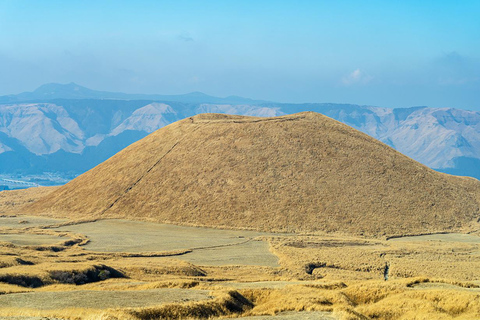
[26,112,480,236]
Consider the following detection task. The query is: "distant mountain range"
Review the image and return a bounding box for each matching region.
[0,83,479,180]
[0,82,267,105]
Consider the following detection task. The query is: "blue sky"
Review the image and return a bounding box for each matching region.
[0,0,479,109]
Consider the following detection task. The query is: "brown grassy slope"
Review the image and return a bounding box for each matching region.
[26,112,480,236]
[0,186,59,214]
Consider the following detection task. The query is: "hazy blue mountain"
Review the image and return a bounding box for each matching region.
[0,83,268,105]
[1,84,480,182]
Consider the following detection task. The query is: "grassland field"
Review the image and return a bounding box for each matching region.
[0,214,479,319]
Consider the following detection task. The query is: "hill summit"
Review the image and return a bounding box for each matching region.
[27,112,480,237]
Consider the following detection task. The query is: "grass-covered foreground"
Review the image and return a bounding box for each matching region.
[0,216,479,319]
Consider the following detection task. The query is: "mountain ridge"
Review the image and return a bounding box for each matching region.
[0,83,269,105]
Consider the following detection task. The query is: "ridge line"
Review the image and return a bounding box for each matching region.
[192,116,306,124]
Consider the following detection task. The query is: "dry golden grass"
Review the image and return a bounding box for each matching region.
[0,261,124,288]
[0,225,479,319]
[352,285,480,319]
[23,112,480,237]
[1,278,479,319]
[0,186,58,214]
[270,234,480,282]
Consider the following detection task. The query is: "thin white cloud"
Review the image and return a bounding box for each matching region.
[342,69,373,86]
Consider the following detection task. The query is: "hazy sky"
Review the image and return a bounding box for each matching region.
[0,0,479,109]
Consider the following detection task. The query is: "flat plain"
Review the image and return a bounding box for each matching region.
[0,213,479,319]
[0,288,212,309]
